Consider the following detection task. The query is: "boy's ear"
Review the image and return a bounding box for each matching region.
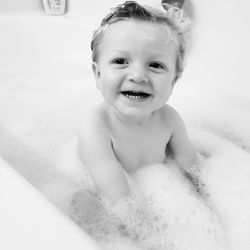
[171,75,177,94]
[92,62,101,89]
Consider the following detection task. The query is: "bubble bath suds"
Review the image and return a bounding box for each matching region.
[41,119,250,250]
[64,155,230,250]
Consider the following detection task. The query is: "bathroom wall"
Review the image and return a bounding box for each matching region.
[186,0,250,97]
[0,0,43,14]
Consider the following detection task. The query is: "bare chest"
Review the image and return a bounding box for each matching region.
[111,127,171,172]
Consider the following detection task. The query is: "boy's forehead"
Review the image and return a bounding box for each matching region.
[103,20,176,46]
[136,28,174,44]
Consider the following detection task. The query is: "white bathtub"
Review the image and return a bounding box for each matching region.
[0,157,101,250]
[1,1,250,250]
[0,10,104,250]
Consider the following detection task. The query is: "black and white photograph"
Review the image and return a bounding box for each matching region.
[0,0,250,249]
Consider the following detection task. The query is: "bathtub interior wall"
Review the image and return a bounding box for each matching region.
[1,1,250,250]
[0,157,102,250]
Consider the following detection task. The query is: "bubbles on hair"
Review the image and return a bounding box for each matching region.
[162,0,185,9]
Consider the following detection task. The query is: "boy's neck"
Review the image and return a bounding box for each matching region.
[107,105,154,128]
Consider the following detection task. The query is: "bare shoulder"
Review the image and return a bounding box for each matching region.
[77,103,112,160]
[160,104,185,131]
[78,103,109,137]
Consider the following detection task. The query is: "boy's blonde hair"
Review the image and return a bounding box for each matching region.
[91,1,192,83]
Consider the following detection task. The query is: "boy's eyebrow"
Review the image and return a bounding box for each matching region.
[149,52,174,60]
[107,50,131,57]
[110,50,129,54]
[108,51,173,63]
[150,52,166,57]
[107,48,175,60]
[110,50,171,56]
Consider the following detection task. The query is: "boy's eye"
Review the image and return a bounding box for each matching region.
[149,62,165,69]
[112,58,128,65]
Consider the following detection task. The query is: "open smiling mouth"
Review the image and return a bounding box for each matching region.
[121,91,151,100]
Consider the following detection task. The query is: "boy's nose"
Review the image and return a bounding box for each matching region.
[127,65,149,84]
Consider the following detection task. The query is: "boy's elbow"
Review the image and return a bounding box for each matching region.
[175,147,197,170]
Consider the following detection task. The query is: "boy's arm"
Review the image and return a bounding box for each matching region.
[77,117,157,241]
[167,108,197,170]
[77,119,129,201]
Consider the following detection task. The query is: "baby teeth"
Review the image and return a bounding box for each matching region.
[125,94,144,99]
[122,91,150,99]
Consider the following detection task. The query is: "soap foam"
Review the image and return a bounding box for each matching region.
[66,157,229,250]
[37,124,250,250]
[34,119,250,250]
[132,163,229,250]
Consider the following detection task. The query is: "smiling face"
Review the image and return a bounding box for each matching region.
[93,19,177,121]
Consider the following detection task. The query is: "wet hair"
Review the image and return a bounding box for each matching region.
[91,1,192,83]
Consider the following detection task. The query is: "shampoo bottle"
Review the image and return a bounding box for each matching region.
[43,0,66,15]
